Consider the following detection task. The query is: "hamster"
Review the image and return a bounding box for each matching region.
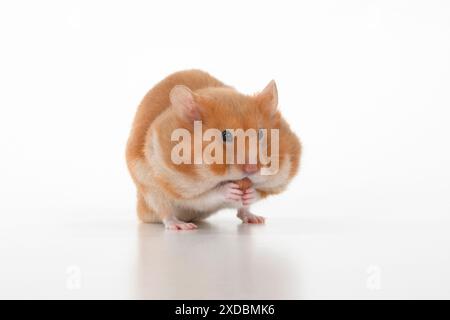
[126,69,301,230]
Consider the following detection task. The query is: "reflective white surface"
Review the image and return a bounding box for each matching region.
[1,211,449,299]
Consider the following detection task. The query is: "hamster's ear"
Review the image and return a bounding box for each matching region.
[257,80,278,115]
[170,85,201,121]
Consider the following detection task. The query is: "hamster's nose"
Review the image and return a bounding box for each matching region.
[243,164,258,174]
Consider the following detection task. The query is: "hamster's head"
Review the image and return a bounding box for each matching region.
[166,80,298,185]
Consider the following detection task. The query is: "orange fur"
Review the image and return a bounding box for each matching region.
[126,69,301,225]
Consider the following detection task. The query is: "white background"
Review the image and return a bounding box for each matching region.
[0,1,449,299]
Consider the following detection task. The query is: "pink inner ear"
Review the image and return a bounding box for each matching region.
[259,94,277,114]
[180,94,201,121]
[170,85,202,121]
[185,101,201,121]
[259,81,278,115]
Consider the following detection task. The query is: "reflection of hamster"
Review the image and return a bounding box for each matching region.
[126,70,301,230]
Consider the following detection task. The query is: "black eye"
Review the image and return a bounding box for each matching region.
[222,130,232,143]
[258,128,264,140]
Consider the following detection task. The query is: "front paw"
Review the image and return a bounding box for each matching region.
[242,187,258,206]
[221,182,244,203]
